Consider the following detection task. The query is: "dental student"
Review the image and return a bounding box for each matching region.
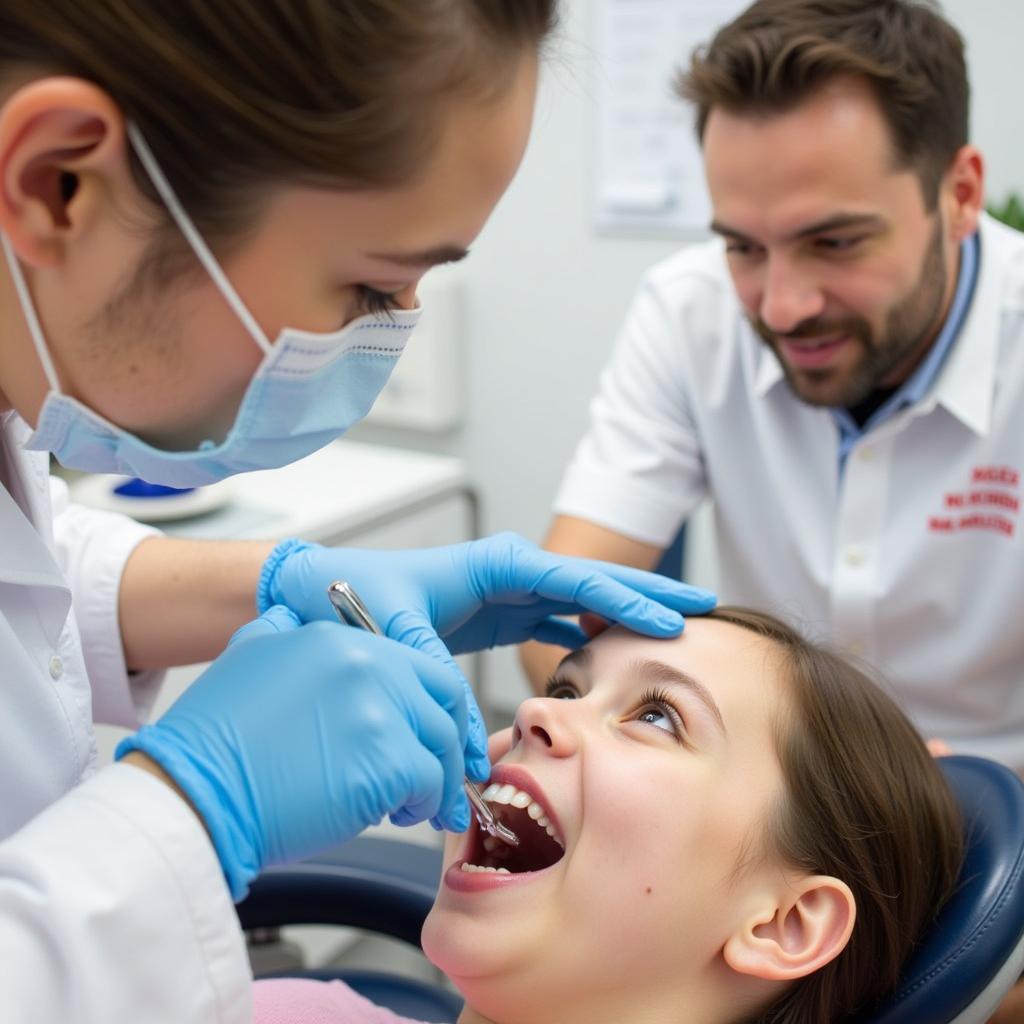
[0,3,715,1022]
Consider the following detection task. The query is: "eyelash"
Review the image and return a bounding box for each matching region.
[635,687,687,744]
[725,236,866,257]
[816,236,865,252]
[544,677,575,700]
[358,285,400,316]
[542,678,688,744]
[725,242,760,258]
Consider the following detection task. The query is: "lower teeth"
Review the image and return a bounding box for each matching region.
[461,863,511,874]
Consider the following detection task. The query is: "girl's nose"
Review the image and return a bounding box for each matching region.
[511,696,579,758]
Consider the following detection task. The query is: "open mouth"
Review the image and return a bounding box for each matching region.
[460,782,566,876]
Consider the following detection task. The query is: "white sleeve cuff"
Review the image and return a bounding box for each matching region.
[51,490,166,727]
[554,458,699,549]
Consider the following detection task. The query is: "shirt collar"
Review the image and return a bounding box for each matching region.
[930,213,1008,437]
[891,230,979,409]
[828,230,979,438]
[753,337,784,397]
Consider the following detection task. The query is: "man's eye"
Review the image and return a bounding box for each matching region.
[544,678,579,700]
[725,242,759,257]
[816,236,863,252]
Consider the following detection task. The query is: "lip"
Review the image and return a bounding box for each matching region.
[443,763,568,895]
[779,334,849,369]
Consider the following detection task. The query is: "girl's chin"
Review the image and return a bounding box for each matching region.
[422,910,519,990]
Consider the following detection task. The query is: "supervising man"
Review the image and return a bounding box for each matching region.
[524,0,1024,778]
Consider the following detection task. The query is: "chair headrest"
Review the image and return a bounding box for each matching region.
[856,755,1024,1022]
[237,836,442,948]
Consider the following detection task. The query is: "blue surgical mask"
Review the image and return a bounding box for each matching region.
[0,123,421,488]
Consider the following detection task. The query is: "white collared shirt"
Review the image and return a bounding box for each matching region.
[0,413,252,1022]
[555,213,1024,771]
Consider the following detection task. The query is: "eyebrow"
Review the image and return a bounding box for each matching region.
[364,244,470,269]
[554,647,727,737]
[709,212,887,245]
[557,646,592,673]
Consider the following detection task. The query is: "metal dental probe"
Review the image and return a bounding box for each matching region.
[326,580,520,847]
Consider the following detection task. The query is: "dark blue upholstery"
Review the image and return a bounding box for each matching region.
[238,837,463,1021]
[237,759,1024,1023]
[854,755,1024,1022]
[238,836,442,947]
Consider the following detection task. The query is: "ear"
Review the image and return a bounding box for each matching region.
[0,77,130,268]
[942,144,985,243]
[723,875,856,982]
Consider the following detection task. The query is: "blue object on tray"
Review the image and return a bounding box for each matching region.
[113,478,196,498]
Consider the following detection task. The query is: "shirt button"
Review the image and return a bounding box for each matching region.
[844,545,865,567]
[858,446,875,462]
[48,655,64,680]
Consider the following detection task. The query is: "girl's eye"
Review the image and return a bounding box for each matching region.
[544,677,579,701]
[637,706,674,732]
[632,687,686,743]
[357,285,400,315]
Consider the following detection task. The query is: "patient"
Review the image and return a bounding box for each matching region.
[252,608,964,1023]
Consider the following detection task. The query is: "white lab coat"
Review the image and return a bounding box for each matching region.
[0,413,252,1022]
[555,213,1024,771]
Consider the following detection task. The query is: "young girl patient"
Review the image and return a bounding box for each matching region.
[252,607,963,1024]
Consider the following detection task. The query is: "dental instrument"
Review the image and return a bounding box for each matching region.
[326,580,520,847]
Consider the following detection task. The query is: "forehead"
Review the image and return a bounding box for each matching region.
[702,75,925,233]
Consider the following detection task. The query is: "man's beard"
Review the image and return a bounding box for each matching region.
[752,220,950,409]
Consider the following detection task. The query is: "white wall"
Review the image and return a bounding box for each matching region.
[350,0,1024,712]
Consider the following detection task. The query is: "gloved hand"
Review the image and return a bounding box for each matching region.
[116,605,470,901]
[258,532,717,777]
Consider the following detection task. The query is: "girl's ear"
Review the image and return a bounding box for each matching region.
[724,875,855,981]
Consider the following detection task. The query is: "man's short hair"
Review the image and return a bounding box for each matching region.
[677,0,968,208]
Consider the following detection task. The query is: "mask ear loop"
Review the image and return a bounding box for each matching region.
[0,232,62,394]
[126,122,273,357]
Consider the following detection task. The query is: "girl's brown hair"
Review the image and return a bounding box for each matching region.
[0,1,557,257]
[709,608,963,1023]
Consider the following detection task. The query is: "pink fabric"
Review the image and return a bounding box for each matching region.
[251,978,433,1024]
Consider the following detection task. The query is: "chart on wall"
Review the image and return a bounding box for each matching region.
[593,0,748,235]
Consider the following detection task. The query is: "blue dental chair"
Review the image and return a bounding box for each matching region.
[237,755,1024,1023]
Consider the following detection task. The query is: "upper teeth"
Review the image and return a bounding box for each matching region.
[480,783,564,847]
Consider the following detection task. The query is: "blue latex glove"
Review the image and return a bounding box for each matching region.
[259,532,717,779]
[116,605,470,901]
